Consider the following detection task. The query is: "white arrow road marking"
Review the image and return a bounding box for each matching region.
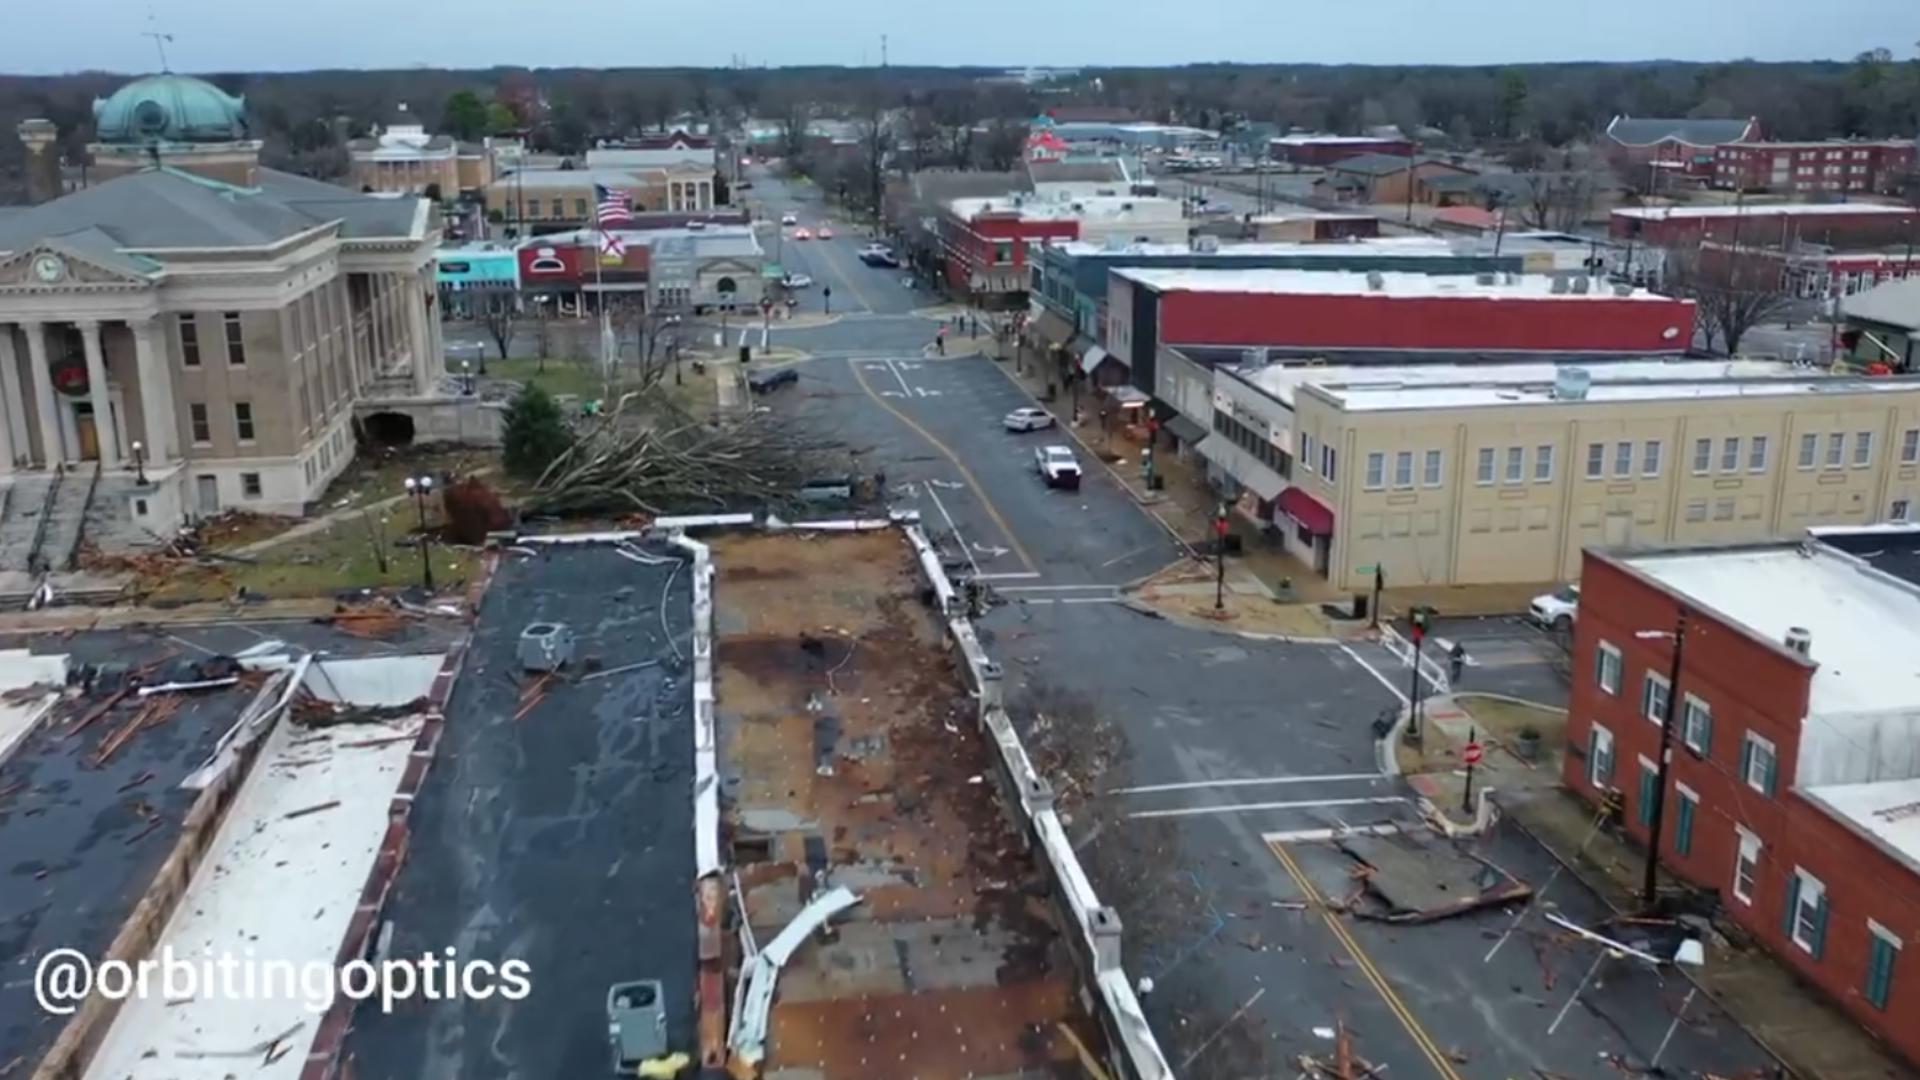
[880,390,905,398]
[971,542,1010,558]
[925,479,966,490]
[912,386,942,397]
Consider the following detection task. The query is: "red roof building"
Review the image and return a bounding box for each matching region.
[938,197,1080,304]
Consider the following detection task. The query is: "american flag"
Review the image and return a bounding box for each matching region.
[594,183,633,227]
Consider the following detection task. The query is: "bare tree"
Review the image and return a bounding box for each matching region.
[479,289,519,362]
[1666,240,1796,356]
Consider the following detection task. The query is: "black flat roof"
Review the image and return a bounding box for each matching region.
[346,543,697,1077]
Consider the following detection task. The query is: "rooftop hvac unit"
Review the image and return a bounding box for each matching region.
[1475,272,1496,286]
[518,622,577,672]
[1552,366,1591,400]
[1571,275,1591,294]
[1784,626,1812,657]
[1612,283,1634,297]
[1366,270,1385,291]
[1193,234,1220,253]
[1550,274,1571,295]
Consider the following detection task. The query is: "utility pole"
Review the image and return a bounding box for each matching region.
[1213,504,1229,611]
[1642,608,1689,907]
[1405,148,1416,223]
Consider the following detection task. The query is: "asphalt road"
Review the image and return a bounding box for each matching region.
[765,348,1776,1079]
[740,169,923,317]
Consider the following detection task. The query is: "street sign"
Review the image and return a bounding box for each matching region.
[1355,564,1377,575]
[1462,742,1484,765]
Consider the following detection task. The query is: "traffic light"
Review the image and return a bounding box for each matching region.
[1409,605,1433,644]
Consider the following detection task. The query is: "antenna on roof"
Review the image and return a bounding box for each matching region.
[142,5,174,72]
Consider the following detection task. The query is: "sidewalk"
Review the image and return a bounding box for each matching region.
[1407,694,1913,1080]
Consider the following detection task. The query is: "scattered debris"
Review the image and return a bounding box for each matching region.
[1338,833,1531,923]
[290,692,427,729]
[176,1021,306,1060]
[281,799,341,820]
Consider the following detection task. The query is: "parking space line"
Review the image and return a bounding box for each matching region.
[1126,796,1408,820]
[1116,773,1382,795]
[975,571,1041,581]
[1268,839,1469,1080]
[846,357,1036,573]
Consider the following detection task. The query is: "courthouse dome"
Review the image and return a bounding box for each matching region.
[93,74,250,144]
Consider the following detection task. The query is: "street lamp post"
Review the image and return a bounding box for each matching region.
[1213,503,1229,611]
[1407,606,1433,740]
[1636,610,1689,907]
[129,440,147,486]
[403,475,435,593]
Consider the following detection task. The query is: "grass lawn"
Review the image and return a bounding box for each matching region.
[150,502,479,603]
[303,445,498,519]
[480,355,617,400]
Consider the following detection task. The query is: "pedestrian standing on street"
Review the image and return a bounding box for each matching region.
[873,468,887,500]
[936,325,947,356]
[970,314,978,339]
[1448,641,1467,685]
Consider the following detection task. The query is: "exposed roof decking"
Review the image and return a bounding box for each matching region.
[715,531,1097,1079]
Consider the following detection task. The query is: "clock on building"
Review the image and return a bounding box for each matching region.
[31,253,67,284]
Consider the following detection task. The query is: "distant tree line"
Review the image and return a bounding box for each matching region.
[3,51,1916,202]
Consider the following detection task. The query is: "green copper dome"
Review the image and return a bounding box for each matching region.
[93,74,249,144]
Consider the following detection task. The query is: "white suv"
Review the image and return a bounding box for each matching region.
[1529,583,1580,631]
[1034,445,1082,489]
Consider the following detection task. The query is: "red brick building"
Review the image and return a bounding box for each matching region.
[938,196,1080,305]
[1565,537,1919,1069]
[1714,140,1917,196]
[1609,203,1917,247]
[1605,116,1761,183]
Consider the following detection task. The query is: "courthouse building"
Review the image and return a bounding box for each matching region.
[3,73,442,537]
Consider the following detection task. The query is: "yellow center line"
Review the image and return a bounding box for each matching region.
[812,234,874,314]
[846,357,1037,573]
[1268,839,1468,1080]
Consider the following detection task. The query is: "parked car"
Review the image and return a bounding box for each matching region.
[1034,445,1082,489]
[1002,407,1056,432]
[1529,583,1580,630]
[859,244,900,268]
[780,212,798,226]
[746,365,799,393]
[818,224,835,239]
[781,273,815,289]
[792,227,812,240]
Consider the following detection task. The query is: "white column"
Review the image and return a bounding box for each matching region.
[0,327,23,472]
[406,271,432,396]
[130,317,176,463]
[423,265,446,387]
[338,279,364,395]
[21,321,62,466]
[78,320,119,467]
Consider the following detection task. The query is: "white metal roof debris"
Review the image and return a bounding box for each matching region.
[1116,266,1675,300]
[82,654,443,1080]
[0,648,68,764]
[727,886,862,1066]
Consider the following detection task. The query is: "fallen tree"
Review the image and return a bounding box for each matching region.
[523,394,842,516]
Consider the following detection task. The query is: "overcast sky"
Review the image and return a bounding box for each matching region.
[4,0,1917,74]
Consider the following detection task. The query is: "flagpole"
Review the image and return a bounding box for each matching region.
[595,198,611,387]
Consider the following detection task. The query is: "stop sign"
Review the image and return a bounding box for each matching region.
[1462,742,1484,765]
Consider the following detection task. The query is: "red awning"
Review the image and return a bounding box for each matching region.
[1276,487,1335,535]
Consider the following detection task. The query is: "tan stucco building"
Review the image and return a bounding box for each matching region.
[0,75,441,568]
[1193,357,1920,591]
[1280,366,1920,591]
[485,163,719,232]
[348,104,497,197]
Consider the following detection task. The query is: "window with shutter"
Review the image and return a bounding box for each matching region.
[1865,925,1899,1010]
[1674,786,1696,856]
